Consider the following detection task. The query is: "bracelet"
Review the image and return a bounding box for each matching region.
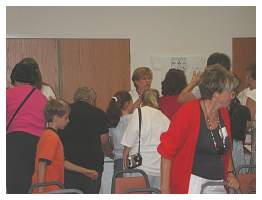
[226,171,234,174]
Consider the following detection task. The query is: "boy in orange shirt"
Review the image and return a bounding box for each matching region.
[32,99,98,193]
[32,99,69,193]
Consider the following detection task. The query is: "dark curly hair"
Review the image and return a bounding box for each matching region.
[207,52,231,71]
[161,69,187,96]
[19,57,43,89]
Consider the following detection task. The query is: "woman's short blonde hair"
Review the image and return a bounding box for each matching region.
[142,88,160,109]
[73,87,97,104]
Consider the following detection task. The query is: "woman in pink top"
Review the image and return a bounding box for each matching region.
[160,69,187,120]
[6,62,47,194]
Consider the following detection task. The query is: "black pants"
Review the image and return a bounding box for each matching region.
[6,132,39,194]
[64,168,103,194]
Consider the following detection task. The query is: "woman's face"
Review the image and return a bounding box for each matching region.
[213,90,234,108]
[134,76,152,94]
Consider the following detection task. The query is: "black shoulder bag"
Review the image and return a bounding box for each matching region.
[127,107,142,169]
[6,88,36,131]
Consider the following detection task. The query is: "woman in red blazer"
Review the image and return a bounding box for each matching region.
[158,64,240,194]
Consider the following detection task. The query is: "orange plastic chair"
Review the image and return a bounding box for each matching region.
[111,169,150,194]
[236,164,256,194]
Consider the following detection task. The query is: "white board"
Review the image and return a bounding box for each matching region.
[150,56,206,96]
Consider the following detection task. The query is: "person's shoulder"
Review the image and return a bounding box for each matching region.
[160,95,177,101]
[173,99,200,117]
[143,106,165,117]
[238,88,249,96]
[41,128,59,140]
[41,84,56,99]
[91,105,105,114]
[246,89,256,101]
[182,99,199,109]
[88,104,107,119]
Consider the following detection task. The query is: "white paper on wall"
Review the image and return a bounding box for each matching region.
[150,56,206,95]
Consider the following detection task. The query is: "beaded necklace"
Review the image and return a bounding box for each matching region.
[202,101,223,150]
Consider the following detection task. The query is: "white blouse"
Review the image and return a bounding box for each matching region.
[121,106,170,176]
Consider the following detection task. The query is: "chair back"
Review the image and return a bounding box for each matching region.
[48,189,84,194]
[127,188,161,194]
[28,181,64,193]
[111,169,150,194]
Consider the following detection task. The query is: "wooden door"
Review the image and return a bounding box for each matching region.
[232,38,256,92]
[6,38,131,110]
[6,39,58,93]
[59,39,130,110]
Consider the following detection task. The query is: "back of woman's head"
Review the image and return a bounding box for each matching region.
[19,57,43,89]
[161,68,187,95]
[106,91,132,128]
[142,88,160,109]
[73,87,97,105]
[10,62,38,86]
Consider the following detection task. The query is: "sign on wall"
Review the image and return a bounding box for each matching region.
[150,56,206,95]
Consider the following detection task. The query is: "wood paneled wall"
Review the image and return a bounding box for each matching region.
[6,39,58,93]
[59,39,130,110]
[6,39,130,111]
[232,38,256,92]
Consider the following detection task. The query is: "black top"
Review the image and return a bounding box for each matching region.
[59,101,108,171]
[192,108,228,180]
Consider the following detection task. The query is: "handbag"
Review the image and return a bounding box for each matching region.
[127,107,142,169]
[6,87,36,131]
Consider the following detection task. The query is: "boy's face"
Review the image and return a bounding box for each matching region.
[55,113,70,130]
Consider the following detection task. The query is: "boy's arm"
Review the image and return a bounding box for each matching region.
[37,160,48,193]
[64,160,98,180]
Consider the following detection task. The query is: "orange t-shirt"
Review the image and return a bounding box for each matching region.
[32,128,64,193]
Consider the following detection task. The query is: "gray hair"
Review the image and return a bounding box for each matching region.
[73,87,97,105]
[141,88,160,109]
[199,64,238,100]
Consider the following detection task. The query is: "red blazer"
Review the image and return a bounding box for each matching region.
[157,99,232,193]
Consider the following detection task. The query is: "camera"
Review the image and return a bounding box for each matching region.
[127,153,142,169]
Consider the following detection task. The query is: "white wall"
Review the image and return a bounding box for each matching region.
[7,6,256,89]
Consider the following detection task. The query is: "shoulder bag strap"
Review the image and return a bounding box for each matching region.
[6,87,36,131]
[138,107,142,154]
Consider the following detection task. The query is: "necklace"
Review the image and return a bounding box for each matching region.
[202,100,221,150]
[206,116,220,149]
